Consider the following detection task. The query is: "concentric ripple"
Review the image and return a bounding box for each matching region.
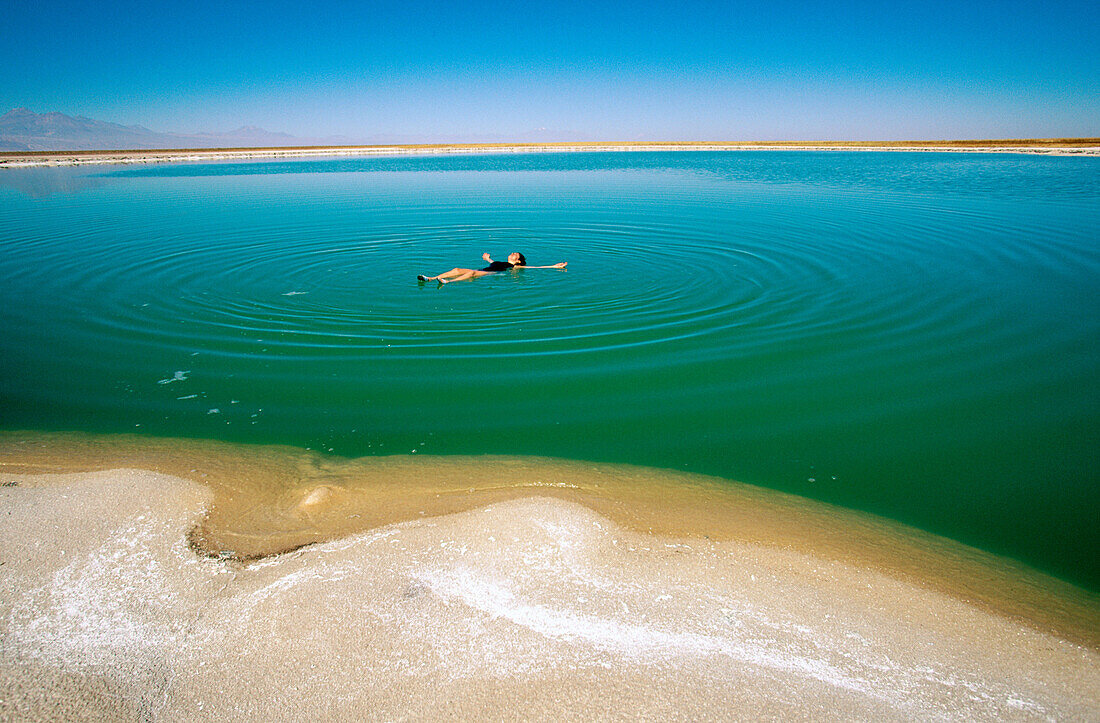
[1,152,1099,590]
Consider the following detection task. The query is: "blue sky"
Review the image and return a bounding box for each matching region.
[3,0,1098,140]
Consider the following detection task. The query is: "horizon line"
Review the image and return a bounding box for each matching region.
[3,138,1099,168]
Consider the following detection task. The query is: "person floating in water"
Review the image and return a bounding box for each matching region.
[417,252,567,284]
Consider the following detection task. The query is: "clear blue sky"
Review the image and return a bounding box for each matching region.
[3,0,1098,141]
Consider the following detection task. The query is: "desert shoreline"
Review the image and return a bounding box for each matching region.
[2,138,1100,168]
[2,455,1099,719]
[2,431,1099,719]
[2,431,1098,646]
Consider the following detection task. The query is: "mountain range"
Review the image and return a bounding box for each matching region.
[0,108,589,151]
[0,108,314,151]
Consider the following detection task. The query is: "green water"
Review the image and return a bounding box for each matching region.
[1,151,1097,589]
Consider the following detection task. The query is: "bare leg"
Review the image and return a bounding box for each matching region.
[421,267,473,281]
[439,269,490,284]
[420,267,492,284]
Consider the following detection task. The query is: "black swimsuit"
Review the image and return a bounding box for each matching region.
[480,261,515,272]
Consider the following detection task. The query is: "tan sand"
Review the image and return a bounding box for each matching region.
[1,436,1098,720]
[1,139,1099,168]
[3,432,1098,647]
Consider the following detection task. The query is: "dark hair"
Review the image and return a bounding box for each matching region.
[514,252,527,266]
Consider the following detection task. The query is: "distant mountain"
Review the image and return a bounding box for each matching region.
[173,125,303,149]
[0,108,308,151]
[0,108,594,151]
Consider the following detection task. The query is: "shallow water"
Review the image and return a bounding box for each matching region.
[5,431,1098,649]
[1,151,1098,589]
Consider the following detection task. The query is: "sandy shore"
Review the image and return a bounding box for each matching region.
[1,435,1098,720]
[2,139,1098,168]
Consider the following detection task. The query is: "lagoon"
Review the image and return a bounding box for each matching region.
[1,150,1098,590]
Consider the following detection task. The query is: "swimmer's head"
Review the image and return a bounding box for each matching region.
[508,252,527,266]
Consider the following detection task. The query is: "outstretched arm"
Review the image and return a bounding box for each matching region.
[519,262,568,269]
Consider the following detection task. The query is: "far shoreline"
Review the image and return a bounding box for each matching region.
[2,138,1099,168]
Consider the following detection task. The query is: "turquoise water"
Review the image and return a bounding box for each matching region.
[1,151,1098,589]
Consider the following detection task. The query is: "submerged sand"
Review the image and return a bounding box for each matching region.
[1,435,1098,719]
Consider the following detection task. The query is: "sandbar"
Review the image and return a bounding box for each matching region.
[1,432,1098,720]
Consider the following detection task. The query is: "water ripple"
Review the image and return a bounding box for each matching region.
[3,152,1100,588]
